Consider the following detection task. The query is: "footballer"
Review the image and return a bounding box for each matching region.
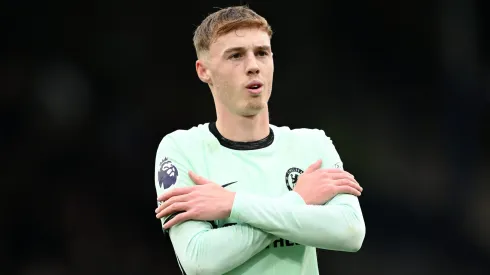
[154,5,365,275]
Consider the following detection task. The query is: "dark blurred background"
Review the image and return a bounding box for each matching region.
[2,0,489,274]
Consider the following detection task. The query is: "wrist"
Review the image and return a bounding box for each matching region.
[229,192,244,221]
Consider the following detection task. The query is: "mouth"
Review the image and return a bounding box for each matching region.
[246,81,264,94]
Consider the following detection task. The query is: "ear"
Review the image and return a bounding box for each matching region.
[196,59,212,84]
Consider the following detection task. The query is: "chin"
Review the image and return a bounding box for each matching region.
[239,104,265,117]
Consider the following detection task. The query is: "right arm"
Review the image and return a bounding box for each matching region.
[154,136,276,275]
[168,219,275,275]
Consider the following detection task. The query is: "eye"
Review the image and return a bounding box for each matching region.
[229,53,242,60]
[257,50,269,57]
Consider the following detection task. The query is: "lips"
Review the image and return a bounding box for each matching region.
[246,81,263,90]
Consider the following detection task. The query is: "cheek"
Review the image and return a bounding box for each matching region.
[217,70,238,88]
[216,74,232,90]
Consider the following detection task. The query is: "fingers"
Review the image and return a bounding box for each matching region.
[189,171,210,185]
[158,186,194,201]
[334,178,363,193]
[330,173,359,184]
[155,194,191,218]
[157,201,189,219]
[163,211,193,229]
[305,159,323,173]
[335,185,362,197]
[157,172,210,202]
[322,170,357,183]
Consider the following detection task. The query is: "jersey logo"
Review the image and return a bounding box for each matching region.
[285,167,304,191]
[221,181,237,188]
[158,157,179,189]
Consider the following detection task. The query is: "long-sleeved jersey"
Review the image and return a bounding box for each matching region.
[154,122,365,275]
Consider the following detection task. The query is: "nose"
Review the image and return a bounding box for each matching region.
[245,54,260,75]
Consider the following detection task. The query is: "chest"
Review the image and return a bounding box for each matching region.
[193,143,333,228]
[197,147,323,198]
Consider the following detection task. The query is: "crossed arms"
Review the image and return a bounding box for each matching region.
[154,135,366,275]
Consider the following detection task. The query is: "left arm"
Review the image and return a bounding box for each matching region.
[231,132,365,252]
[230,191,365,252]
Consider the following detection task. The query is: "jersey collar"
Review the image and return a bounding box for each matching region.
[208,122,274,150]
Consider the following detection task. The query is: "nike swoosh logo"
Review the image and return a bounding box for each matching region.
[222,181,237,188]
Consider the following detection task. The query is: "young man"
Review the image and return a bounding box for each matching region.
[154,6,365,275]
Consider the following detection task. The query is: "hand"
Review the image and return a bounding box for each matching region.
[155,171,236,229]
[293,159,363,205]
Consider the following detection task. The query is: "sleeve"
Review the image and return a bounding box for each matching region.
[154,135,277,275]
[228,132,366,252]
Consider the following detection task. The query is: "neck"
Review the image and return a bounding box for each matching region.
[215,107,270,142]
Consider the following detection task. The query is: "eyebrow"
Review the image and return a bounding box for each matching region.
[223,45,271,55]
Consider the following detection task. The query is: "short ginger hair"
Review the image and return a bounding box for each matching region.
[193,6,273,57]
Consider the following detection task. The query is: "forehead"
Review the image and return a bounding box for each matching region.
[210,28,271,54]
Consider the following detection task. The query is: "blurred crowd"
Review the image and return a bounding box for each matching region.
[2,1,488,274]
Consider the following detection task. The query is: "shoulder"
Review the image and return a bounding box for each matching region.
[271,124,339,155]
[156,123,212,155]
[271,124,332,143]
[271,124,343,166]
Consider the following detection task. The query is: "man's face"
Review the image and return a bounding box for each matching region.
[203,28,274,117]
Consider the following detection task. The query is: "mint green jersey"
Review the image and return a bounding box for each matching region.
[154,122,365,275]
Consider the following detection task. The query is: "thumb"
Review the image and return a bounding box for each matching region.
[189,171,209,185]
[305,159,322,173]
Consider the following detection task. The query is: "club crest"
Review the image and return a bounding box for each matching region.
[285,167,304,191]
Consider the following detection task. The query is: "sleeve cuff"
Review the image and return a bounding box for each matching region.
[230,192,246,221]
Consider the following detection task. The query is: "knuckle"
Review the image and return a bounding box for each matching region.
[179,212,188,219]
[190,208,199,216]
[321,184,329,192]
[171,203,181,211]
[188,210,197,217]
